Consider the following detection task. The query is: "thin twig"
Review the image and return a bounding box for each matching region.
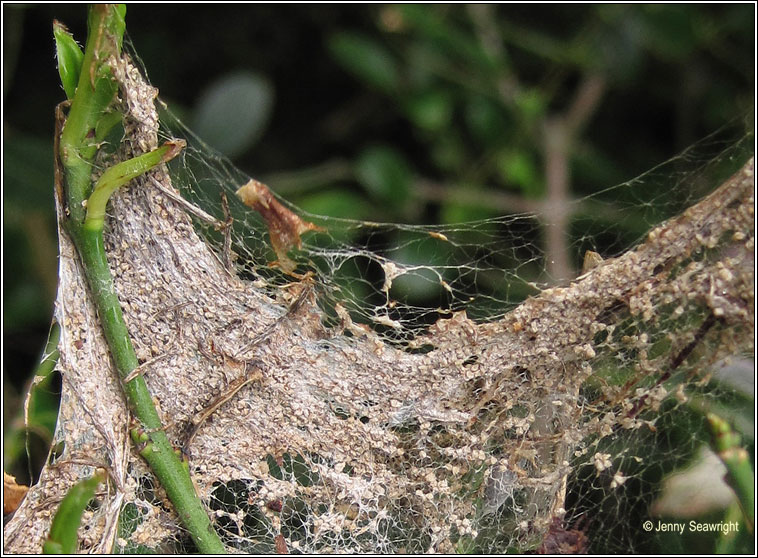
[122,351,175,383]
[149,175,225,229]
[625,312,718,419]
[232,280,315,359]
[220,190,235,272]
[414,179,542,215]
[182,362,264,456]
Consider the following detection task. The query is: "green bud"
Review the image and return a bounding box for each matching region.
[53,20,84,100]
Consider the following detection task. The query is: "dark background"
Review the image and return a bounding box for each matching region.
[2,5,754,550]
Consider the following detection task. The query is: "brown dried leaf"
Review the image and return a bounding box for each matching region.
[3,472,29,515]
[236,179,324,273]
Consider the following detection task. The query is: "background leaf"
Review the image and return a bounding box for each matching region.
[328,32,400,94]
[191,71,274,159]
[355,145,412,211]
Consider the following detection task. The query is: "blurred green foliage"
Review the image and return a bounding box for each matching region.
[3,4,753,551]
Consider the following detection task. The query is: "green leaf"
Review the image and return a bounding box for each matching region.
[513,88,546,124]
[53,20,84,100]
[404,89,453,132]
[328,32,399,94]
[495,149,541,197]
[405,41,442,89]
[398,5,496,71]
[464,95,512,145]
[355,145,412,209]
[430,134,466,174]
[192,71,274,159]
[5,323,61,489]
[44,471,106,554]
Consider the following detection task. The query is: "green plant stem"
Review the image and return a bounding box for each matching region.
[707,413,754,535]
[84,139,185,231]
[58,4,124,226]
[56,4,225,553]
[70,227,225,554]
[715,500,746,554]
